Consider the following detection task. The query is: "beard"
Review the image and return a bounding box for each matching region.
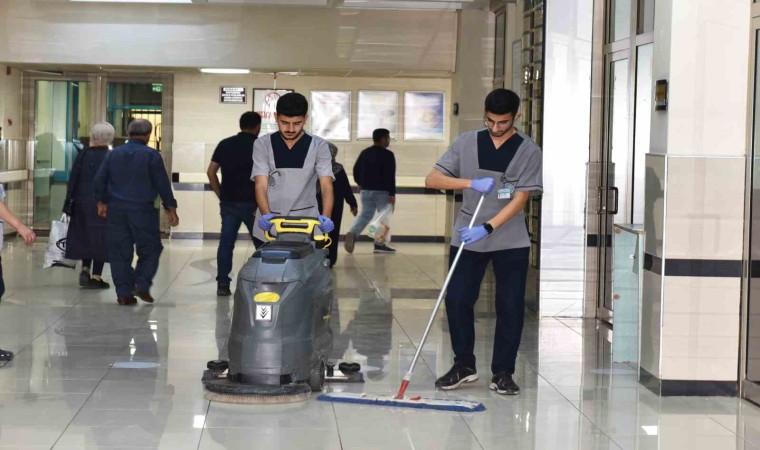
[282,130,303,141]
[489,125,513,138]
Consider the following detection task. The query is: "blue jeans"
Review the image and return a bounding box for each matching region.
[445,246,529,375]
[349,190,390,236]
[217,201,256,285]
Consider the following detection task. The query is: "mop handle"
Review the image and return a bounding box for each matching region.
[395,193,486,399]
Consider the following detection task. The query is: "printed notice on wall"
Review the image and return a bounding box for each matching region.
[220,86,247,104]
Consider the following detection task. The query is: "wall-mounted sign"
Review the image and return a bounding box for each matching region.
[655,80,668,111]
[253,89,294,134]
[220,86,247,104]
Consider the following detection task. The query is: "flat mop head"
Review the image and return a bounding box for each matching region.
[317,392,485,412]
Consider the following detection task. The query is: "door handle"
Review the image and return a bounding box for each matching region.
[609,187,619,215]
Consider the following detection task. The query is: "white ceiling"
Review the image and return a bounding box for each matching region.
[66,0,491,11]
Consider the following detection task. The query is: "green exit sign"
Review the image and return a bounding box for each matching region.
[152,83,163,93]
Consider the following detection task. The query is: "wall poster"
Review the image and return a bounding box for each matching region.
[310,90,351,141]
[357,90,398,140]
[253,89,294,135]
[403,91,445,141]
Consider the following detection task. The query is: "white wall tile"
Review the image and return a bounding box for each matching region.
[662,276,740,315]
[640,270,663,377]
[664,157,745,260]
[661,356,738,381]
[203,191,221,234]
[171,142,206,174]
[173,191,204,233]
[666,0,750,157]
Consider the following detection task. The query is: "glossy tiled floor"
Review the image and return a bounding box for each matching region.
[1,238,760,449]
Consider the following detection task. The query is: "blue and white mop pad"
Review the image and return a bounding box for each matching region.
[317,392,486,412]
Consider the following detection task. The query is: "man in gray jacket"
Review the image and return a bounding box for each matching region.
[425,89,543,396]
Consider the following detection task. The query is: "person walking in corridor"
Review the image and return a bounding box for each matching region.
[64,122,115,290]
[317,142,357,268]
[0,184,36,363]
[94,119,179,306]
[207,112,260,296]
[344,128,396,254]
[426,89,543,396]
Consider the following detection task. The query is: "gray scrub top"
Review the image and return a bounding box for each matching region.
[251,132,334,241]
[435,128,543,252]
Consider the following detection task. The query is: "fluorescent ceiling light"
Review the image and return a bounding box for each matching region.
[641,426,658,436]
[200,68,250,74]
[71,0,192,3]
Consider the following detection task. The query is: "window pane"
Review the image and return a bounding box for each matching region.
[610,0,632,42]
[609,58,630,223]
[637,0,655,34]
[632,44,653,224]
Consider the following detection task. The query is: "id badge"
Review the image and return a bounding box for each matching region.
[498,183,515,200]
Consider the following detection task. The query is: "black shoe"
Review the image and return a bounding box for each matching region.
[79,270,90,287]
[85,278,110,290]
[117,296,137,306]
[217,285,232,296]
[0,348,13,362]
[133,290,155,304]
[490,374,520,395]
[373,244,396,253]
[344,232,356,253]
[434,363,478,390]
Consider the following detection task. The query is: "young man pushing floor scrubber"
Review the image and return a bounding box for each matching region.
[252,92,335,243]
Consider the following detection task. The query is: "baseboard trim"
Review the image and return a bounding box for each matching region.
[171,232,445,243]
[639,367,737,397]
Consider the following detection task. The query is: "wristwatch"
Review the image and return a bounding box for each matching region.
[482,222,494,234]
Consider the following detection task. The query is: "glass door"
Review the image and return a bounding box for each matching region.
[107,82,163,150]
[597,51,629,320]
[33,80,92,229]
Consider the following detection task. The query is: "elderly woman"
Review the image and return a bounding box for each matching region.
[317,142,357,268]
[63,123,114,289]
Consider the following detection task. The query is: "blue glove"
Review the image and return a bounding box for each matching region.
[459,225,489,245]
[469,177,496,194]
[318,215,335,233]
[258,213,276,232]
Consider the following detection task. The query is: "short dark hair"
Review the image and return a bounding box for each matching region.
[373,128,390,143]
[240,111,261,130]
[276,93,308,117]
[127,118,152,137]
[484,89,520,116]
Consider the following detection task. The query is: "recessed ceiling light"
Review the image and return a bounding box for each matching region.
[641,426,658,436]
[200,68,250,74]
[70,0,192,3]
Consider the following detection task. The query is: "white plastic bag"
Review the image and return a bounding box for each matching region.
[44,214,76,269]
[366,204,393,244]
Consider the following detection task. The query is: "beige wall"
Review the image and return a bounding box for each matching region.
[0,65,22,141]
[171,72,453,238]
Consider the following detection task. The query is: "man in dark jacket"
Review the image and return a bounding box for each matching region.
[207,111,260,296]
[344,128,396,254]
[94,119,179,306]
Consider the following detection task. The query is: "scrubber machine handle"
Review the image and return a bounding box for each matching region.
[264,217,332,248]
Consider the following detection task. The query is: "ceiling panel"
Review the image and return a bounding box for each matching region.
[64,0,489,9]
